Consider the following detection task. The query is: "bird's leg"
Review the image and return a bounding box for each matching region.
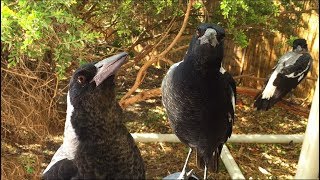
[203,163,208,180]
[178,148,193,179]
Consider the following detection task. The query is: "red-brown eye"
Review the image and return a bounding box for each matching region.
[77,75,86,84]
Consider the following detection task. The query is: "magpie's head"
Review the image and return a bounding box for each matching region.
[293,38,308,51]
[195,23,225,47]
[68,52,128,109]
[186,23,225,71]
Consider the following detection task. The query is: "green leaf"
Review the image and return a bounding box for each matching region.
[193,2,203,10]
[26,165,34,174]
[287,35,299,46]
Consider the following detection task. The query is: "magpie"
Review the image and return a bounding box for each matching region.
[42,52,145,179]
[161,24,236,179]
[254,38,313,111]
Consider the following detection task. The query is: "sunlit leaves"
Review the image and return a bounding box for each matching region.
[193,2,203,10]
[1,1,101,79]
[218,0,303,48]
[234,30,249,48]
[1,0,308,77]
[286,35,299,46]
[220,0,249,19]
[152,0,173,14]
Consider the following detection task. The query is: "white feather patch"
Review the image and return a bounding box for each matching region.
[262,71,278,100]
[231,88,235,112]
[219,67,226,74]
[298,74,304,82]
[43,92,79,174]
[161,61,182,89]
[228,113,232,123]
[285,61,310,79]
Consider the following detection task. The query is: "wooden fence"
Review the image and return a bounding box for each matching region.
[221,2,319,101]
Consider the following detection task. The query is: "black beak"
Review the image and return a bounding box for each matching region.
[92,52,128,86]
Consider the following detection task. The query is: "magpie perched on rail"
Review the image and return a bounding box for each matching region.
[161,23,236,179]
[254,38,313,111]
[42,52,145,179]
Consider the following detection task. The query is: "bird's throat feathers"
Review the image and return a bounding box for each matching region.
[182,36,224,74]
[182,51,222,75]
[69,94,123,142]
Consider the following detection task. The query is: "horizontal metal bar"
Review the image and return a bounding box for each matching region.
[131,133,304,143]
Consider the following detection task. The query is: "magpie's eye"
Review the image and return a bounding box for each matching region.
[196,28,204,37]
[196,30,200,37]
[77,75,86,84]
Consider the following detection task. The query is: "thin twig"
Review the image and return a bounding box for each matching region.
[119,0,194,107]
[1,67,39,80]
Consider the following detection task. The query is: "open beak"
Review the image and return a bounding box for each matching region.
[92,52,128,86]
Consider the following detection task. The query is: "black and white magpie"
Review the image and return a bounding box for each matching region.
[254,38,313,111]
[161,24,236,179]
[42,52,145,179]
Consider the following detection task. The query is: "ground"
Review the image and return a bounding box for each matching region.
[124,94,306,179]
[1,65,308,179]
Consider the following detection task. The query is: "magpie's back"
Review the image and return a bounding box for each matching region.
[254,39,312,110]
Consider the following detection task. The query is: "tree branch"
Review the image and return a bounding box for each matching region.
[120,86,309,117]
[120,88,161,108]
[119,0,194,108]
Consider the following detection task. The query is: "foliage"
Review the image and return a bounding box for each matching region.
[19,154,36,174]
[1,0,101,79]
[212,0,307,47]
[1,0,309,77]
[287,35,299,46]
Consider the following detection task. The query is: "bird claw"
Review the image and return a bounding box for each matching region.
[186,169,196,179]
[177,171,185,180]
[177,169,197,180]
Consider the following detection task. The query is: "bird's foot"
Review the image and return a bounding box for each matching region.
[177,169,196,180]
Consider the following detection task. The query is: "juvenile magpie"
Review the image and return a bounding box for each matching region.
[161,24,236,179]
[42,52,145,179]
[254,38,313,111]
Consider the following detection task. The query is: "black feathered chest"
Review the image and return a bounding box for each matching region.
[162,62,231,148]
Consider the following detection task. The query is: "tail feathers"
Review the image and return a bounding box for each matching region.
[254,92,283,111]
[196,145,223,173]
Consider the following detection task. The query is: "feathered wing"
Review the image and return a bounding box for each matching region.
[254,53,312,110]
[195,71,236,172]
[42,159,77,180]
[281,53,312,79]
[162,60,204,146]
[224,72,236,137]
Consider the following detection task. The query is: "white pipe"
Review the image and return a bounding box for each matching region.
[131,133,304,143]
[295,77,319,179]
[221,145,245,179]
[228,134,304,143]
[131,133,304,179]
